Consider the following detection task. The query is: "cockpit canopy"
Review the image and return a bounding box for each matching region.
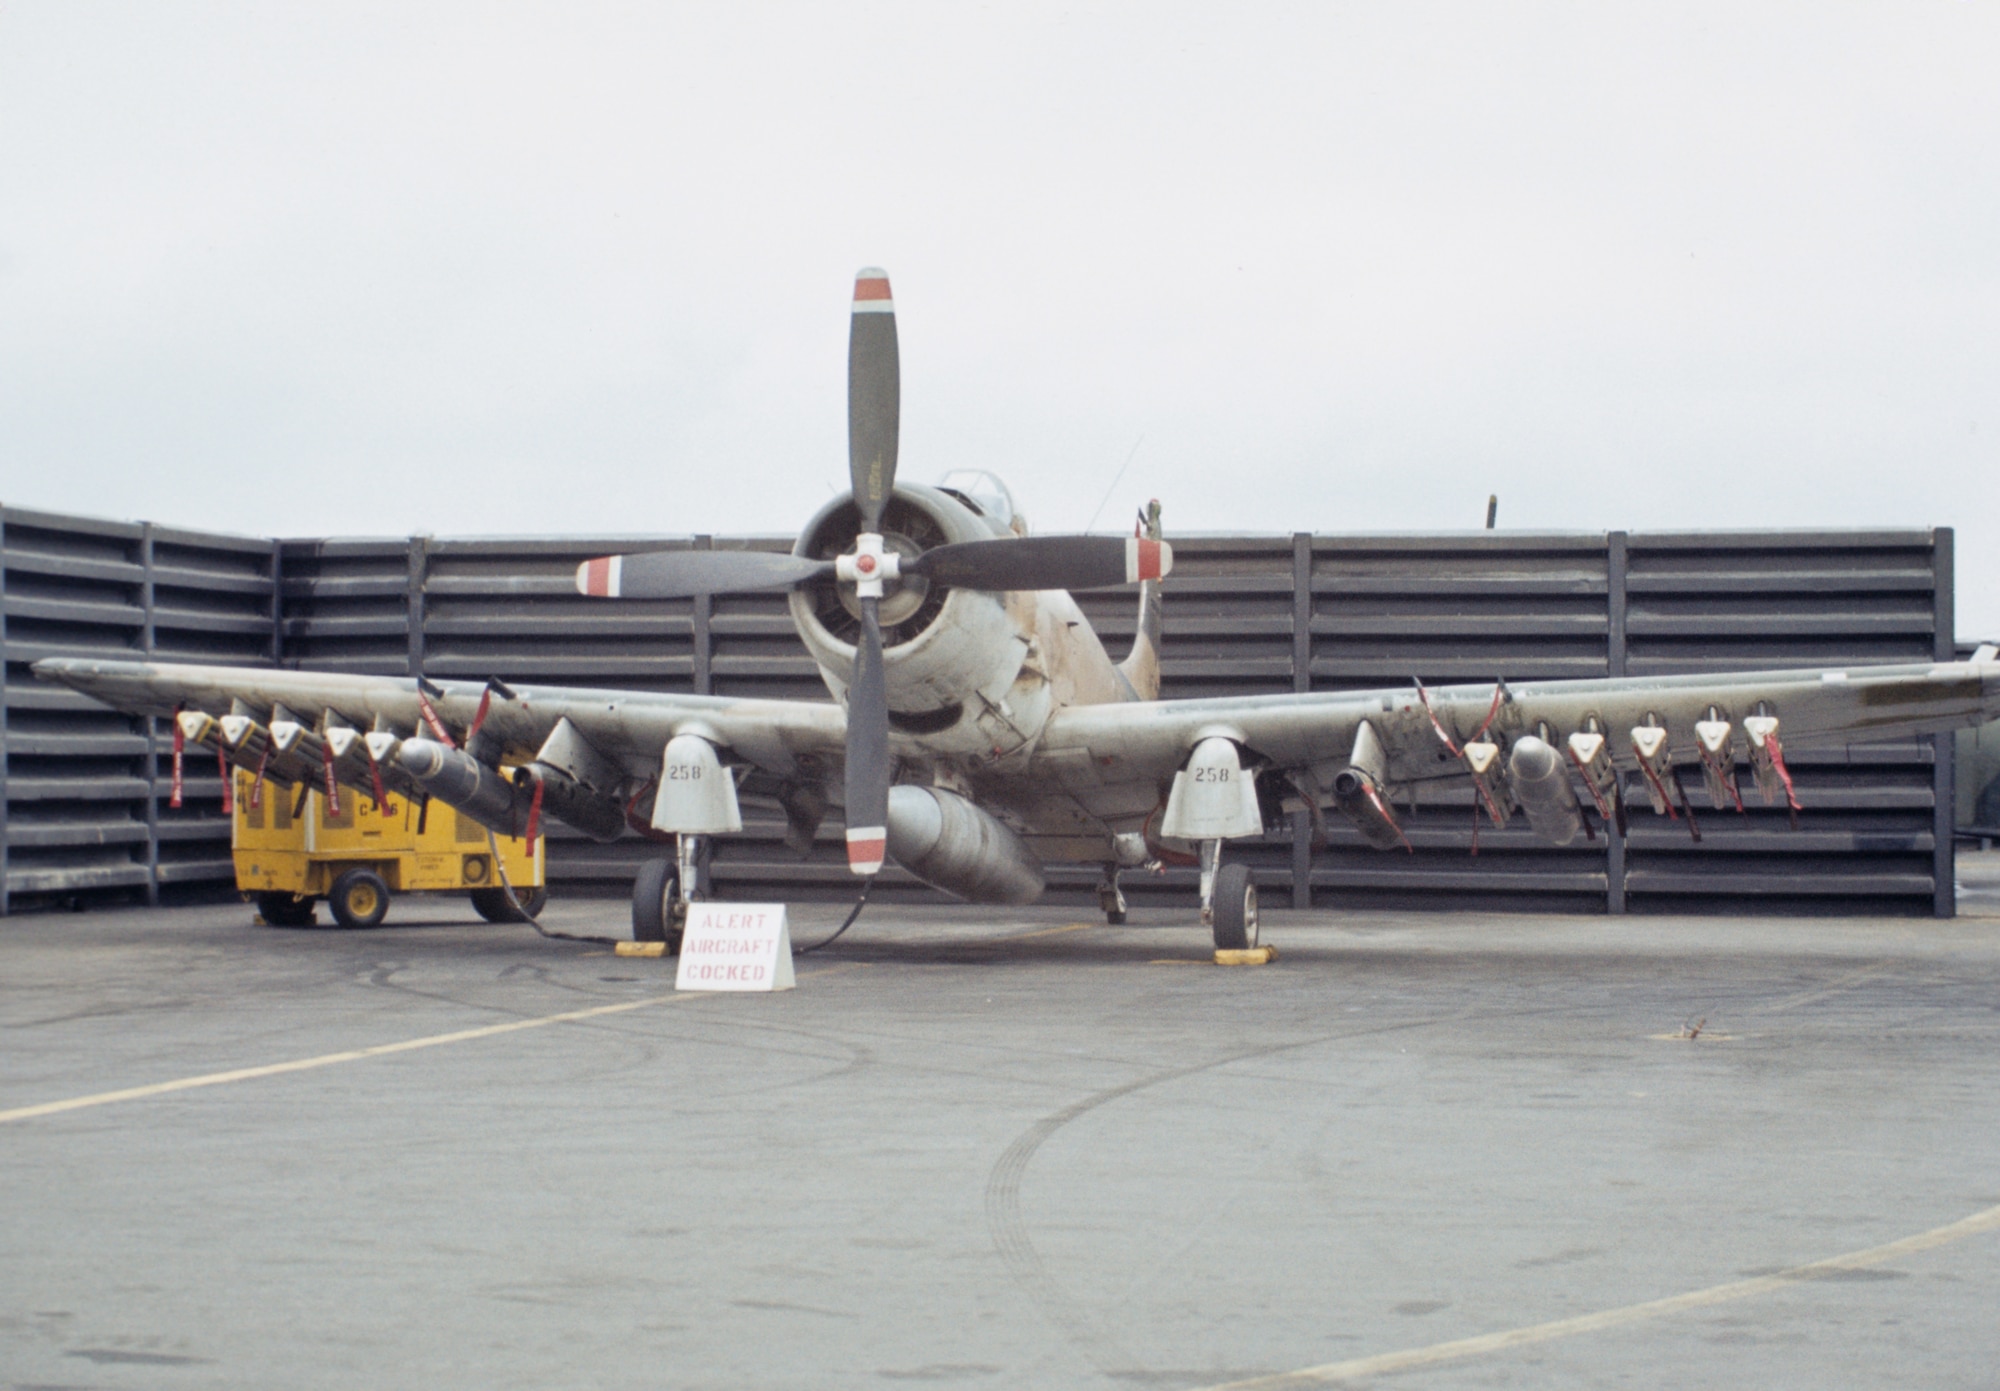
[936,470,1026,535]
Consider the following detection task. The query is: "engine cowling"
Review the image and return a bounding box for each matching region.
[788,484,1030,743]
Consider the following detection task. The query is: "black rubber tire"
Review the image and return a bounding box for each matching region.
[470,886,548,923]
[256,892,318,928]
[631,859,678,945]
[1211,862,1258,951]
[327,867,391,930]
[1105,909,1128,925]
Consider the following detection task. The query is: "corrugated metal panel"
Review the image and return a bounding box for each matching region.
[2,511,1956,916]
[2,507,276,911]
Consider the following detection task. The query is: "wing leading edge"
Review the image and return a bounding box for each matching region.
[32,658,847,788]
[1037,657,2000,800]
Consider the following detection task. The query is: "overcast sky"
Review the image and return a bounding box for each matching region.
[4,3,1997,635]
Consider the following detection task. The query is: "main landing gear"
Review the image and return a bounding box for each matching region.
[1198,839,1258,951]
[1096,867,1128,925]
[632,833,703,954]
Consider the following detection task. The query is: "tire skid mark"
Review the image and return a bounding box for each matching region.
[984,1006,1549,1378]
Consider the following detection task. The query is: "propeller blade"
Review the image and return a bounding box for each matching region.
[844,596,890,876]
[575,550,832,599]
[847,267,899,534]
[908,534,1172,592]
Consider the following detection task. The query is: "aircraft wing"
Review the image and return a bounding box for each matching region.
[32,658,848,788]
[1036,657,2000,793]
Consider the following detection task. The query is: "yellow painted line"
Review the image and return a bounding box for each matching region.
[1196,1201,2000,1389]
[0,964,863,1126]
[1011,922,1098,940]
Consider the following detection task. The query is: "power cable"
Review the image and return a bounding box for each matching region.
[796,878,873,953]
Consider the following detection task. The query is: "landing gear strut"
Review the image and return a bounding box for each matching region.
[1096,866,1128,925]
[1198,839,1258,951]
[632,833,703,953]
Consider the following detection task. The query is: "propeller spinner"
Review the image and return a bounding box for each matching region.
[575,268,1173,876]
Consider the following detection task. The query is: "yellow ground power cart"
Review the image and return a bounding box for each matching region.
[232,769,545,929]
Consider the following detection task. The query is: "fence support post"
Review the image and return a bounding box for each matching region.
[406,536,429,679]
[1935,527,1956,919]
[1291,532,1313,909]
[693,536,713,697]
[1606,531,1628,915]
[0,511,9,917]
[141,523,160,906]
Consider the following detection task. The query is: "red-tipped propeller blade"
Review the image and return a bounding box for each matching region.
[844,596,890,876]
[575,550,832,599]
[907,534,1172,591]
[848,268,899,536]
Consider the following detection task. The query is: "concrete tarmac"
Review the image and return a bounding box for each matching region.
[4,889,2000,1389]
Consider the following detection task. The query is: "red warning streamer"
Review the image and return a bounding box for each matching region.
[1765,732,1803,828]
[170,707,185,809]
[523,772,545,845]
[1471,684,1506,741]
[320,736,341,817]
[1414,682,1461,757]
[249,742,270,810]
[1706,750,1747,815]
[217,746,233,815]
[416,691,457,749]
[465,687,494,746]
[1565,744,1614,820]
[1364,781,1413,854]
[1636,757,1680,822]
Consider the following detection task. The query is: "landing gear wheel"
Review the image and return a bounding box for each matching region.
[256,892,318,927]
[631,859,684,953]
[327,867,391,930]
[470,886,547,923]
[1105,908,1128,926]
[1210,863,1258,951]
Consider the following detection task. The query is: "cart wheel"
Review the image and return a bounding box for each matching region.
[256,892,318,928]
[631,859,681,951]
[470,886,547,923]
[1211,862,1258,951]
[328,867,391,929]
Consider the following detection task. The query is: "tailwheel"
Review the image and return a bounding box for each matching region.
[255,892,318,928]
[327,867,391,930]
[631,858,684,954]
[1210,862,1258,952]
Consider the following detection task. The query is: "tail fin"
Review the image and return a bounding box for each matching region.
[1117,499,1165,701]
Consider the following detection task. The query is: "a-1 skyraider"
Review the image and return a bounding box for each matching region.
[37,270,2000,949]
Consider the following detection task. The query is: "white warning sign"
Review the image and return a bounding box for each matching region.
[674,903,795,992]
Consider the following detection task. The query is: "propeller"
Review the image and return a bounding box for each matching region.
[575,531,1164,600]
[573,267,1176,876]
[841,268,898,876]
